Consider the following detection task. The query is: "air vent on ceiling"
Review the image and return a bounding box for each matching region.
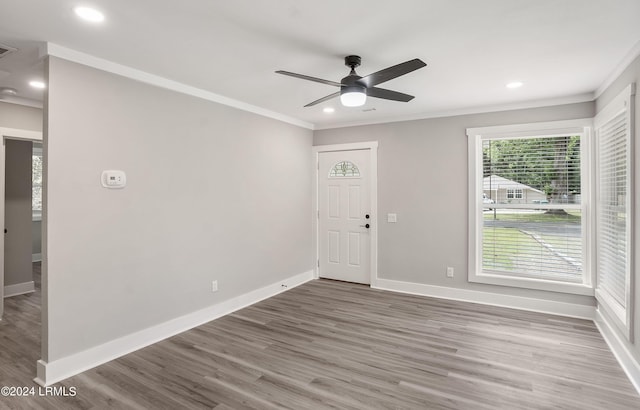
[0,43,17,58]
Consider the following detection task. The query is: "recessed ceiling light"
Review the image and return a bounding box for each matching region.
[0,87,18,96]
[74,6,105,23]
[29,81,46,89]
[323,107,335,114]
[506,81,524,89]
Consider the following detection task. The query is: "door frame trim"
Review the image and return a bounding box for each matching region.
[312,142,379,286]
[0,127,43,319]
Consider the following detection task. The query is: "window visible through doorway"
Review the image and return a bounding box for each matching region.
[32,144,42,219]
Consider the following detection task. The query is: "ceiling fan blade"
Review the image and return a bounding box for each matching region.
[275,70,343,87]
[358,59,426,88]
[366,87,415,102]
[304,91,340,107]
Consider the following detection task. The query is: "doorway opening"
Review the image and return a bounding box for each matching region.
[0,127,43,386]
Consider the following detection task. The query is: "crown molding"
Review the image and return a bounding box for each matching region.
[595,39,640,99]
[314,92,595,130]
[41,43,314,130]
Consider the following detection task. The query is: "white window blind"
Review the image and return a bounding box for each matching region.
[597,112,628,305]
[482,136,583,283]
[32,145,43,212]
[594,83,634,339]
[467,119,592,295]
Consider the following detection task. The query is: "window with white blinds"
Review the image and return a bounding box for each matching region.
[467,120,592,295]
[594,84,634,339]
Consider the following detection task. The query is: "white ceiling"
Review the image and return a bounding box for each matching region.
[1,0,640,129]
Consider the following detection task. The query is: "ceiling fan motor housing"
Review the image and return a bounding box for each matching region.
[342,55,365,93]
[344,55,362,69]
[341,84,366,95]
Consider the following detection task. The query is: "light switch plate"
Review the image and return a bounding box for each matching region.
[387,213,397,223]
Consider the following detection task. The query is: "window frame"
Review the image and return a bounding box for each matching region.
[593,84,635,340]
[467,119,594,296]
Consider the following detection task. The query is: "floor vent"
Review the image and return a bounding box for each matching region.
[0,43,17,58]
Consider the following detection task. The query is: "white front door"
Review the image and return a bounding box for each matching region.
[318,149,371,284]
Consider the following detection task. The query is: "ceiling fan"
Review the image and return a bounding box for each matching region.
[276,55,426,107]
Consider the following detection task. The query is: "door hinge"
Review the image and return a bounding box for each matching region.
[317,259,320,268]
[317,210,319,219]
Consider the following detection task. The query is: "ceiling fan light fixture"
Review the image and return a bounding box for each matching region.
[340,86,367,107]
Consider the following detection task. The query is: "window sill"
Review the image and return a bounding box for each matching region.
[470,272,594,296]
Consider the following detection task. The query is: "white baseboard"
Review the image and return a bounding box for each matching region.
[32,253,42,263]
[34,270,314,387]
[373,278,596,320]
[4,281,35,298]
[594,308,640,395]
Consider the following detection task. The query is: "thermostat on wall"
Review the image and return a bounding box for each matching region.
[101,170,126,189]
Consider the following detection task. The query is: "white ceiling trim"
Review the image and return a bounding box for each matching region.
[595,38,640,99]
[314,92,595,131]
[42,43,314,130]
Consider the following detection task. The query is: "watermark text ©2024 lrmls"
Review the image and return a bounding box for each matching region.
[1,386,77,397]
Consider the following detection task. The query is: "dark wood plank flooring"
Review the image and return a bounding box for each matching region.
[1,263,639,409]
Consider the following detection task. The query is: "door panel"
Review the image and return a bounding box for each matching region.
[328,185,340,218]
[318,150,370,284]
[348,185,360,219]
[348,232,361,266]
[328,231,340,263]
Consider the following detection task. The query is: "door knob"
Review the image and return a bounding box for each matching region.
[359,224,370,229]
[365,214,370,219]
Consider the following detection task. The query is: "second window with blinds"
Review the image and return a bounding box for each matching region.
[467,120,593,295]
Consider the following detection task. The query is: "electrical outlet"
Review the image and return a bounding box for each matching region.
[211,280,218,292]
[446,267,454,278]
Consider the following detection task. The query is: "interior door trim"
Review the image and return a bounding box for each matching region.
[312,141,378,287]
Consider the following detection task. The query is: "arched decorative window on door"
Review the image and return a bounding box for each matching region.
[329,161,360,178]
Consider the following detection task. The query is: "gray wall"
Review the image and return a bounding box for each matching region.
[595,54,640,364]
[44,57,313,361]
[314,101,596,305]
[32,220,41,257]
[4,139,33,288]
[0,101,43,132]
